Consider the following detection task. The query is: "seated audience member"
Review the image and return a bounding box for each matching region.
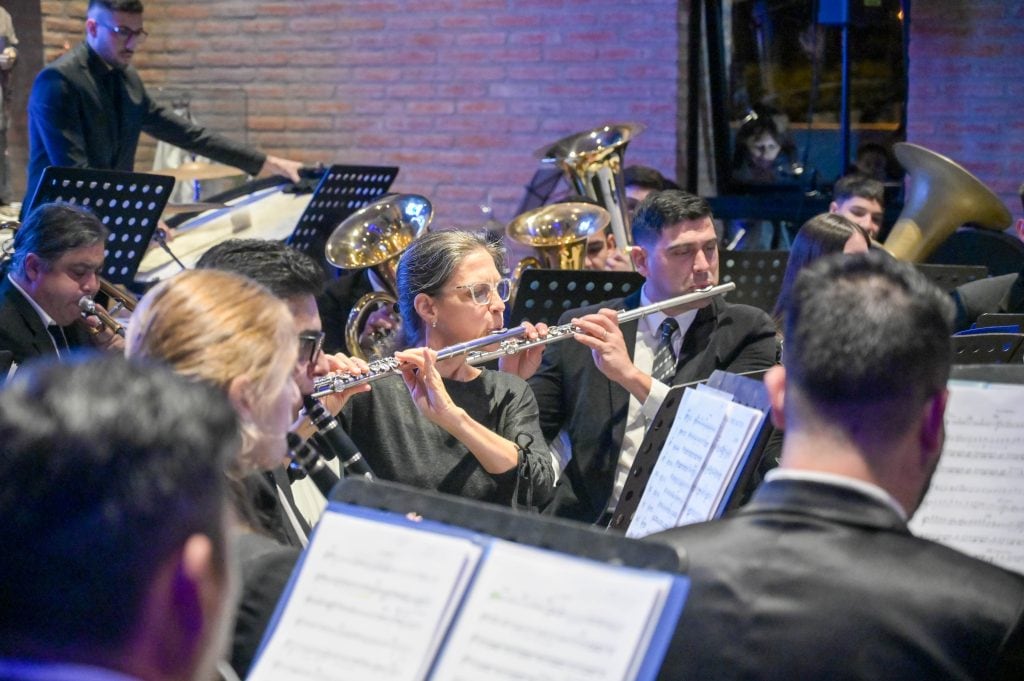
[651,252,1024,680]
[730,107,801,187]
[0,202,123,367]
[849,140,896,182]
[829,173,885,240]
[0,354,239,681]
[772,213,870,332]
[340,229,556,508]
[521,190,777,523]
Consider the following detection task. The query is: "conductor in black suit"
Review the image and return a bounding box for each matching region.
[0,202,122,368]
[515,190,777,523]
[651,252,1024,680]
[25,0,302,207]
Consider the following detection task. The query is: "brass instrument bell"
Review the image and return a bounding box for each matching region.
[506,202,611,293]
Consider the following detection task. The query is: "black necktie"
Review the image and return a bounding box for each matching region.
[651,318,679,383]
[47,324,69,357]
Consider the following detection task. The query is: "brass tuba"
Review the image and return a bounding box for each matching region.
[325,193,432,360]
[883,142,1011,262]
[534,122,644,258]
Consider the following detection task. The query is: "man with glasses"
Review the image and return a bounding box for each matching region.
[25,0,303,210]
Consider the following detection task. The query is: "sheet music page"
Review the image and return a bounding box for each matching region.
[909,381,1024,575]
[429,540,672,681]
[680,401,763,524]
[625,388,730,538]
[247,511,483,681]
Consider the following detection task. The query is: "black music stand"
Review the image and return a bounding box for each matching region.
[976,313,1024,330]
[286,164,399,267]
[952,332,1024,365]
[719,250,788,314]
[609,369,772,534]
[509,268,645,326]
[331,477,680,571]
[26,167,174,286]
[514,166,566,215]
[915,263,989,293]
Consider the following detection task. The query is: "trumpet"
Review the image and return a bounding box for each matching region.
[311,325,529,398]
[311,283,734,397]
[78,279,138,338]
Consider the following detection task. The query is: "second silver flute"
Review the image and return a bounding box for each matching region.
[465,282,736,365]
[311,325,528,398]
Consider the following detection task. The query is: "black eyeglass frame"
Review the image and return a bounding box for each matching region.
[297,331,326,366]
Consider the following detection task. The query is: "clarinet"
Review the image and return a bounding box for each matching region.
[302,395,376,480]
[286,432,341,498]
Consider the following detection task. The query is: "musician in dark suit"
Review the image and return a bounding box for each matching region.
[520,190,777,523]
[25,0,302,207]
[0,202,121,368]
[650,252,1024,680]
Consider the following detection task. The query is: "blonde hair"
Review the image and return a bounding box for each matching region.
[126,269,298,473]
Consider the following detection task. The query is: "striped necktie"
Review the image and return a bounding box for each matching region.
[651,317,679,383]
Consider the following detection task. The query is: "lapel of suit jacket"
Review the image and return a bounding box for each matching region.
[2,280,59,358]
[669,296,722,384]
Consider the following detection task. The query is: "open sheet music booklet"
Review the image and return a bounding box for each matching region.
[626,385,766,539]
[247,504,688,681]
[909,378,1024,575]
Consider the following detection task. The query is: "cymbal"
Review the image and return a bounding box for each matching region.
[162,201,226,215]
[154,161,245,181]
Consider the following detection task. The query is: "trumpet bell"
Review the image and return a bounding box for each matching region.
[884,143,1012,262]
[506,202,611,270]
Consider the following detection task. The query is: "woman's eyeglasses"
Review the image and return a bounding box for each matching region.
[452,278,512,305]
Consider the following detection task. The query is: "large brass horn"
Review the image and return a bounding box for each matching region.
[534,122,643,258]
[884,143,1011,262]
[506,202,610,293]
[325,193,432,360]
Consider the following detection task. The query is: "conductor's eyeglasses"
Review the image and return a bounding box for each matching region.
[99,22,149,43]
[453,279,512,305]
[298,331,325,366]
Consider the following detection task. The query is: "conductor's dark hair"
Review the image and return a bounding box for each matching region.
[196,238,326,299]
[783,252,954,435]
[772,213,870,325]
[832,173,885,205]
[0,353,237,655]
[88,0,144,13]
[10,202,108,277]
[631,189,713,247]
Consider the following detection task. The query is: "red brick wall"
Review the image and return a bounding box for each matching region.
[35,0,683,227]
[907,0,1024,222]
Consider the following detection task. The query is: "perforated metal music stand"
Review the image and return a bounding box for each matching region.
[286,164,399,266]
[609,369,772,534]
[509,269,645,326]
[952,333,1024,364]
[915,263,989,293]
[25,167,174,286]
[719,250,788,314]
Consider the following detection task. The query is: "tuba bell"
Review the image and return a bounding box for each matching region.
[325,193,432,360]
[534,122,644,259]
[883,142,1011,262]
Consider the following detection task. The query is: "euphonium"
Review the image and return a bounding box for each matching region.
[535,122,644,259]
[883,142,1011,262]
[324,193,432,361]
[506,201,610,295]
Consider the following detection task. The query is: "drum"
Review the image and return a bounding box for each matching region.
[135,180,313,284]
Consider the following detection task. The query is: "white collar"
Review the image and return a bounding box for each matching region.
[638,283,699,338]
[7,273,59,328]
[765,468,908,521]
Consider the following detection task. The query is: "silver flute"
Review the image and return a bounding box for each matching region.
[464,282,735,365]
[311,325,529,397]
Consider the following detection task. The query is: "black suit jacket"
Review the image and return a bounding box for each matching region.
[0,276,91,367]
[528,291,776,522]
[317,269,375,356]
[26,42,265,204]
[651,479,1024,680]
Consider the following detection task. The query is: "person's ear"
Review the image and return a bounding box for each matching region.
[23,253,45,284]
[413,292,437,328]
[1014,218,1024,243]
[606,233,617,250]
[828,200,840,214]
[227,375,256,424]
[85,17,99,39]
[764,364,786,430]
[631,245,649,276]
[919,388,948,467]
